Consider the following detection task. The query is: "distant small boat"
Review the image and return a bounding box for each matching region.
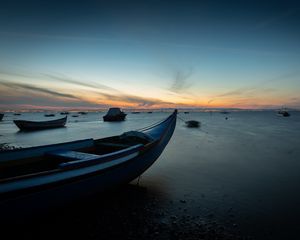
[147,111,153,114]
[60,112,69,115]
[72,115,79,118]
[103,108,126,122]
[0,113,4,121]
[44,114,55,117]
[184,112,189,114]
[13,113,21,116]
[278,110,290,117]
[13,116,67,131]
[220,111,230,114]
[185,120,200,128]
[131,112,140,114]
[78,112,87,115]
[0,111,177,218]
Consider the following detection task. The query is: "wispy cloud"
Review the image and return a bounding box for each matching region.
[42,72,172,107]
[169,68,193,93]
[0,80,80,100]
[43,73,121,93]
[98,91,173,107]
[0,69,173,109]
[207,71,300,106]
[217,87,256,98]
[207,87,257,105]
[0,69,121,93]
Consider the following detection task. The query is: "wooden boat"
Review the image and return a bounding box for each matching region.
[185,120,200,128]
[0,110,177,218]
[78,111,87,115]
[44,114,55,117]
[103,108,126,121]
[278,110,290,117]
[60,111,69,115]
[0,113,3,121]
[13,116,67,131]
[184,112,189,114]
[13,113,21,116]
[220,111,230,114]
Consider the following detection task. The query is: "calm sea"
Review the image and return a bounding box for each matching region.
[1,111,300,239]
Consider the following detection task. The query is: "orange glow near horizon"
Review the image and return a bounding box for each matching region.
[1,69,299,110]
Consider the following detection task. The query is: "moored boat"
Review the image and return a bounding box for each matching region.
[60,111,69,115]
[103,108,126,121]
[0,113,3,121]
[44,113,55,117]
[220,110,230,114]
[185,120,200,128]
[0,110,177,218]
[78,111,87,115]
[278,109,290,117]
[13,116,67,131]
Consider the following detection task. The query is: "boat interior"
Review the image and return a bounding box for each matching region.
[0,131,154,181]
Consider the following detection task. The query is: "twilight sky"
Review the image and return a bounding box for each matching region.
[0,0,300,110]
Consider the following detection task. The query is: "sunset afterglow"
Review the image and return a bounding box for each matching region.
[0,1,299,110]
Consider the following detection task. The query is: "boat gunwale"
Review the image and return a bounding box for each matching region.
[0,137,94,155]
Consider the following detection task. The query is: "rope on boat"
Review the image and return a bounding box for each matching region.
[135,111,175,132]
[136,118,165,132]
[176,115,187,123]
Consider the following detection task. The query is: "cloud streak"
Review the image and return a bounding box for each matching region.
[207,71,300,105]
[0,69,121,93]
[169,68,193,93]
[0,80,80,100]
[43,73,121,93]
[0,70,174,109]
[41,72,173,107]
[98,91,174,107]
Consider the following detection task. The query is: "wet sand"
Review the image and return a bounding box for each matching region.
[2,184,247,240]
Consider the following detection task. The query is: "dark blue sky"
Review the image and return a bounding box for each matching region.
[1,1,299,42]
[0,0,300,109]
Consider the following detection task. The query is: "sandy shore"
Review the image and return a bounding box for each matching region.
[2,184,250,240]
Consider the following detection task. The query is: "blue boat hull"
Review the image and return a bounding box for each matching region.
[0,111,177,220]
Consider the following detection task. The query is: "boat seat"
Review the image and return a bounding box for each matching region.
[47,150,101,162]
[48,144,144,169]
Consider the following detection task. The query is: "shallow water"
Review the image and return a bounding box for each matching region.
[1,111,300,239]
